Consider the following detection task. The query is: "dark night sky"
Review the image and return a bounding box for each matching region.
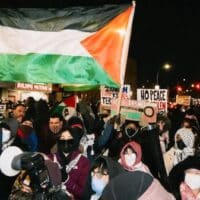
[1,0,200,88]
[131,0,200,88]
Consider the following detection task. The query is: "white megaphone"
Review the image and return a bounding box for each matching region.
[0,146,23,177]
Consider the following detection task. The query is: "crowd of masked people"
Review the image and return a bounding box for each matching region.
[0,96,200,200]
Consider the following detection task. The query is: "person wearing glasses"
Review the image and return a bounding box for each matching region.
[88,156,124,200]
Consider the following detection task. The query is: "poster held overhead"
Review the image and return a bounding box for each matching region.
[111,98,158,126]
[137,88,168,113]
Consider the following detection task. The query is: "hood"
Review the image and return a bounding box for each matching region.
[120,141,142,171]
[101,171,153,200]
[175,128,195,148]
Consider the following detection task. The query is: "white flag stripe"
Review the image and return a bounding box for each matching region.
[0,25,93,56]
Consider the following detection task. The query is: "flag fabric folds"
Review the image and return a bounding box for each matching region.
[53,95,77,120]
[0,3,135,89]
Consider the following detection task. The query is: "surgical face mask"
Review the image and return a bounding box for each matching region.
[185,173,200,189]
[2,128,11,143]
[176,140,186,150]
[91,176,107,195]
[124,153,136,166]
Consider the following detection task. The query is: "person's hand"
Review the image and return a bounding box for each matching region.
[21,184,32,193]
[113,114,121,130]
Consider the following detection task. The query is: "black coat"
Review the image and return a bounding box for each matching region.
[168,154,200,200]
[100,171,153,200]
[82,156,124,200]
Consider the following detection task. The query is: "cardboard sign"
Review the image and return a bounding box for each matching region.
[100,86,118,111]
[176,95,191,106]
[111,99,158,124]
[137,89,168,112]
[100,85,131,110]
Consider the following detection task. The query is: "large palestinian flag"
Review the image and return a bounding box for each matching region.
[0,3,135,90]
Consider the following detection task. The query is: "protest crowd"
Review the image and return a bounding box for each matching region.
[0,94,199,200]
[0,2,199,200]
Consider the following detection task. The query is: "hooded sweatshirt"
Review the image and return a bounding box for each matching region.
[119,141,150,173]
[89,156,124,200]
[101,171,175,200]
[164,128,195,174]
[174,128,195,164]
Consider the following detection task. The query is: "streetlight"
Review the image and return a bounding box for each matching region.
[163,63,171,70]
[155,63,172,89]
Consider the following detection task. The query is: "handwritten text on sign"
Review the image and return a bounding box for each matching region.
[101,85,131,106]
[137,89,168,112]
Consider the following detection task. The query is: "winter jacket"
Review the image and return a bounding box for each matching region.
[49,150,90,200]
[82,156,124,200]
[101,171,175,200]
[164,127,195,175]
[168,155,200,200]
[139,178,175,200]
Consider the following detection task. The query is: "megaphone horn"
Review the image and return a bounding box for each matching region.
[0,146,23,176]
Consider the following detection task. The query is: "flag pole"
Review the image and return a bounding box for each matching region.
[116,1,136,115]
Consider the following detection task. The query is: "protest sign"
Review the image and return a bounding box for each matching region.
[111,98,158,124]
[176,95,191,106]
[137,89,168,112]
[100,85,131,110]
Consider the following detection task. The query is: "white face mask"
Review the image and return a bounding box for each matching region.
[124,153,136,167]
[2,128,11,143]
[185,173,200,189]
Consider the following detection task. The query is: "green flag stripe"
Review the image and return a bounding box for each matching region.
[0,53,119,87]
[63,84,100,91]
[0,5,130,32]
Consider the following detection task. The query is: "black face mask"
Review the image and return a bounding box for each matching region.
[57,139,75,153]
[125,128,137,138]
[177,140,186,150]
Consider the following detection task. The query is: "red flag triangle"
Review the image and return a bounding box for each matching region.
[63,95,76,108]
[81,6,134,85]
